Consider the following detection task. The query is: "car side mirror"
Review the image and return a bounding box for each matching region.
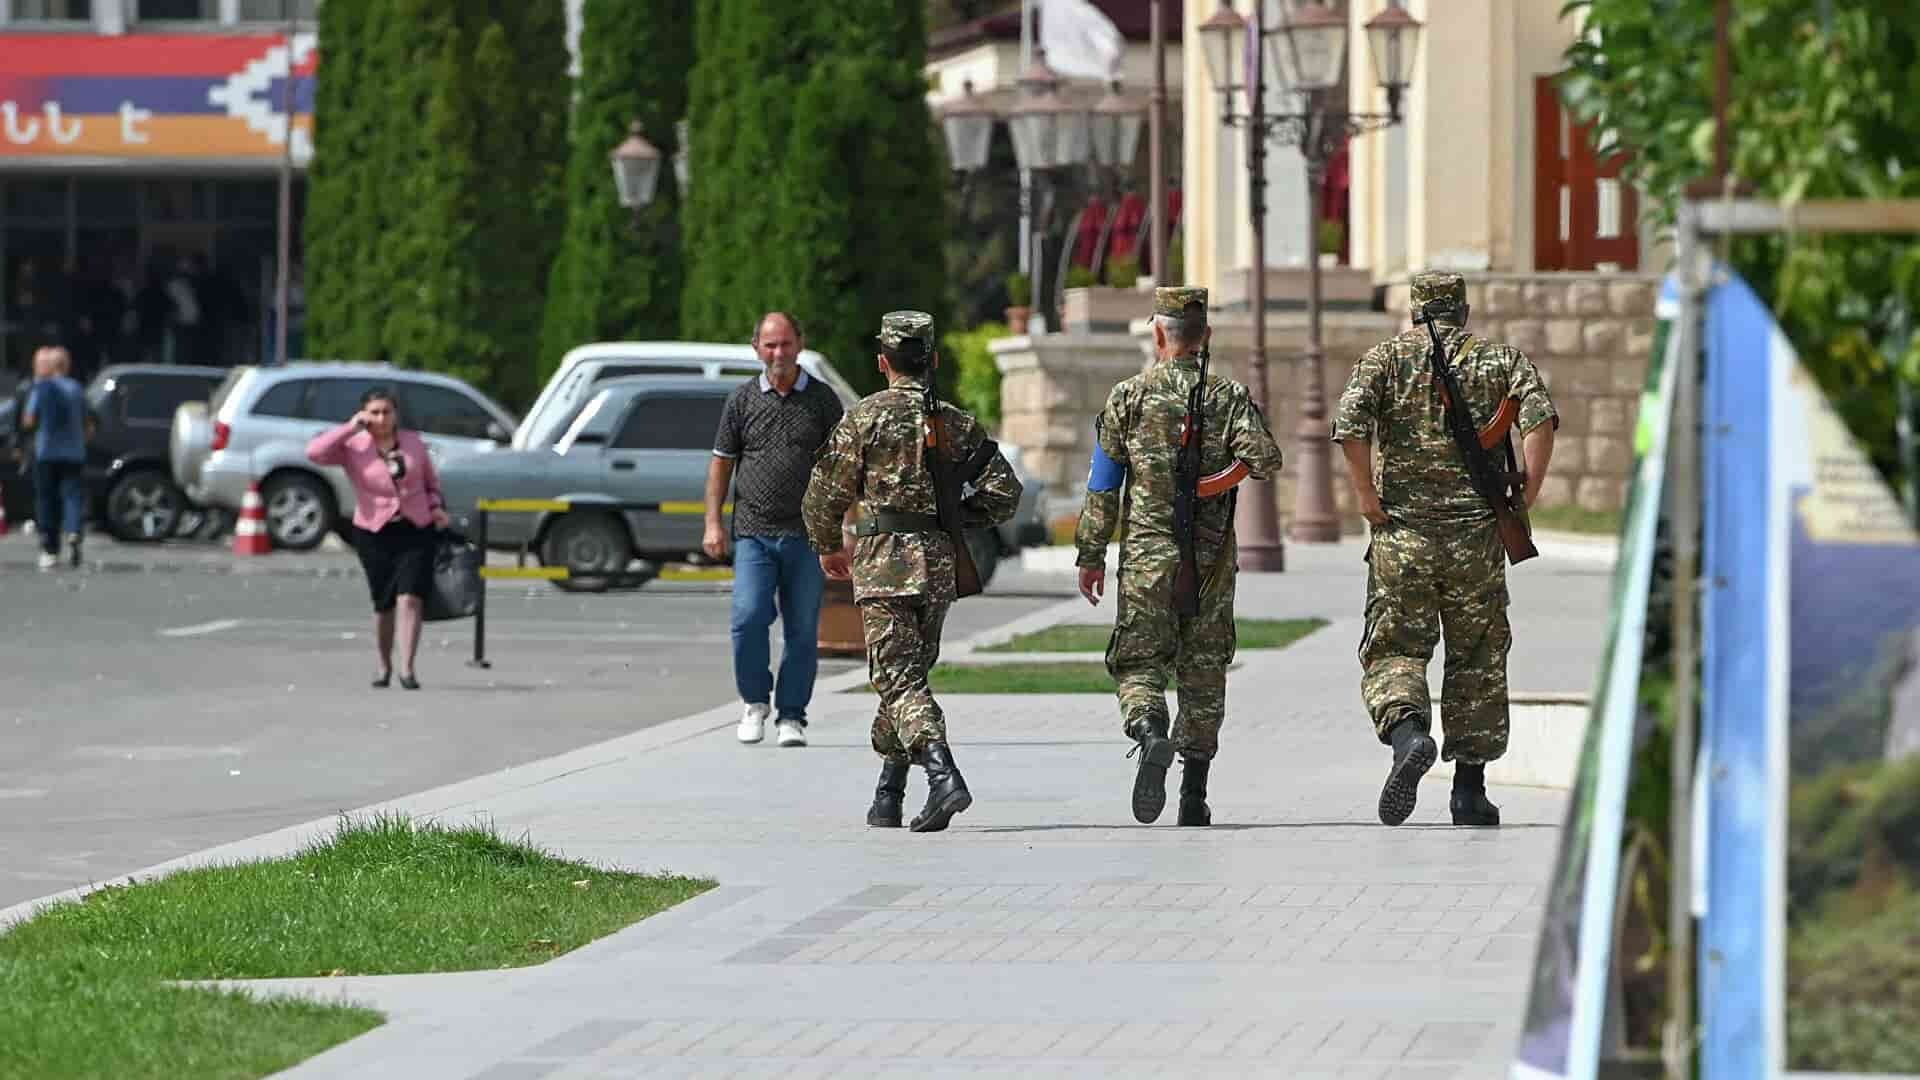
[487,421,510,443]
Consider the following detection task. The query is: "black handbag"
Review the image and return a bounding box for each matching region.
[423,530,483,622]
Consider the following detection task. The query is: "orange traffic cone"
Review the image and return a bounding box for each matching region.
[231,482,272,556]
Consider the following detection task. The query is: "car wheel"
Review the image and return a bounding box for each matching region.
[261,472,335,551]
[105,468,184,542]
[540,512,632,593]
[965,529,1000,591]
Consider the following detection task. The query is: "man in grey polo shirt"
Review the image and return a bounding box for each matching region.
[705,312,846,747]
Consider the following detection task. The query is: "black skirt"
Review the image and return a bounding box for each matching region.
[353,519,437,612]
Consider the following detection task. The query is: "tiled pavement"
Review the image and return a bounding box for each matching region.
[26,537,1611,1079]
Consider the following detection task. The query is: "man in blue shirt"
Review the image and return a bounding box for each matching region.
[22,346,93,569]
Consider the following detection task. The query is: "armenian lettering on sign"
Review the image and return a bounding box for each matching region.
[0,33,316,163]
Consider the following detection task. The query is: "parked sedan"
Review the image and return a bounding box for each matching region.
[436,376,730,589]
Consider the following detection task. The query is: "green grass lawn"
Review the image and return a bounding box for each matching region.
[1529,504,1624,535]
[980,617,1327,654]
[0,815,713,1080]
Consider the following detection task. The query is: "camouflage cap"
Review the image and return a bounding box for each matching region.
[1153,286,1208,318]
[878,310,935,350]
[1409,271,1467,320]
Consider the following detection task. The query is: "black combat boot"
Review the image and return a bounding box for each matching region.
[1450,762,1502,827]
[1127,714,1175,824]
[1378,712,1438,827]
[866,759,910,828]
[1177,756,1212,827]
[909,742,972,833]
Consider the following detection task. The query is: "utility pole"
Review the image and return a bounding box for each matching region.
[273,0,298,366]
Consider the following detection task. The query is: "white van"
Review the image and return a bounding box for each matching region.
[516,342,859,452]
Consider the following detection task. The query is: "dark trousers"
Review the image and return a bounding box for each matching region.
[32,460,85,553]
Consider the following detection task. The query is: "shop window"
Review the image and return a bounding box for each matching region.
[75,181,139,223]
[3,180,68,222]
[11,0,92,19]
[238,0,318,19]
[138,0,212,20]
[142,180,214,223]
[217,181,278,223]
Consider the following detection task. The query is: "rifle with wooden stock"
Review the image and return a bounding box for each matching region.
[1170,345,1210,617]
[1416,314,1538,565]
[923,381,986,599]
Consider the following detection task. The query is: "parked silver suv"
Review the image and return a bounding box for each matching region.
[171,363,517,550]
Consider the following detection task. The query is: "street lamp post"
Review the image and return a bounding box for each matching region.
[1201,1,1421,557]
[610,120,664,227]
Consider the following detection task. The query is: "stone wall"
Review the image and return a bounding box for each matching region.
[993,270,1658,539]
[1382,272,1662,513]
[993,333,1148,523]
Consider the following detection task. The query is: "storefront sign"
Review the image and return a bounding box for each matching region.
[0,33,315,164]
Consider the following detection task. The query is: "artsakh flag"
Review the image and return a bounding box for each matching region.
[0,33,317,163]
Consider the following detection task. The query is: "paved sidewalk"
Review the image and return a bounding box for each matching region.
[8,538,1610,1079]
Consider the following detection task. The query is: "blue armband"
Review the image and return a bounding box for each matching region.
[1087,440,1125,492]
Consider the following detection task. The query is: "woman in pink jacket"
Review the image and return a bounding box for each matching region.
[307,386,450,689]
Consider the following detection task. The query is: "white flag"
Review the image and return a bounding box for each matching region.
[1039,0,1125,81]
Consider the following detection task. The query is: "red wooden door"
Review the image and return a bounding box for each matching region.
[1535,75,1640,271]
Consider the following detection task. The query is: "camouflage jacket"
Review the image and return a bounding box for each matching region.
[1331,323,1557,528]
[1074,353,1284,572]
[801,376,1023,603]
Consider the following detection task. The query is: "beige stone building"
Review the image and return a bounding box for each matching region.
[987,0,1662,537]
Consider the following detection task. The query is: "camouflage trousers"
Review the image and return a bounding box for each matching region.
[1105,557,1236,761]
[1360,521,1511,764]
[861,596,951,760]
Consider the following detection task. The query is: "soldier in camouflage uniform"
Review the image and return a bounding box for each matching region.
[1075,287,1285,826]
[802,310,1023,833]
[1332,271,1558,827]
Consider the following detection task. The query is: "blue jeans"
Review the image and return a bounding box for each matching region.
[32,460,85,554]
[730,535,825,725]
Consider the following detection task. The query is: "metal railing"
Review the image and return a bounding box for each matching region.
[464,497,731,669]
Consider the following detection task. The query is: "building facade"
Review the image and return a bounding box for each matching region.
[1176,0,1660,522]
[0,0,317,379]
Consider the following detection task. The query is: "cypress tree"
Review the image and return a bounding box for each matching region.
[307,0,566,405]
[680,1,830,347]
[304,0,384,361]
[538,0,693,380]
[682,0,946,396]
[775,0,947,396]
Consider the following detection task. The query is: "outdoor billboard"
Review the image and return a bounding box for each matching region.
[0,33,314,165]
[1700,271,1920,1078]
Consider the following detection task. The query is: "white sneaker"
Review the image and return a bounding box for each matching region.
[776,721,807,748]
[736,703,769,744]
[36,552,58,571]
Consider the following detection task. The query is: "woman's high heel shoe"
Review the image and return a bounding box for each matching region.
[398,674,420,690]
[372,671,392,689]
